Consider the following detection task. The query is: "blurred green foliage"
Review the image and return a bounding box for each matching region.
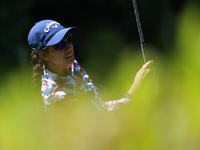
[1,1,200,150]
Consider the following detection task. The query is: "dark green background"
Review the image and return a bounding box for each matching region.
[0,0,189,74]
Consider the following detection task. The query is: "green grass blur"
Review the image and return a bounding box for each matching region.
[1,2,200,150]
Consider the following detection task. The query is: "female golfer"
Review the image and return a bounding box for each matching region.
[28,19,157,113]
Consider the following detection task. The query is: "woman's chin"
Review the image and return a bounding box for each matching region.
[66,55,75,64]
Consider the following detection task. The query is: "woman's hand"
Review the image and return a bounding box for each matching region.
[130,60,156,92]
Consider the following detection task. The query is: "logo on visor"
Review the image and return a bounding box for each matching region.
[44,21,60,33]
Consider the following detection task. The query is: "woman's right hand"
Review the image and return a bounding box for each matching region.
[130,60,156,92]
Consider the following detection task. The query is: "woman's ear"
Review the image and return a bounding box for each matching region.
[40,50,48,61]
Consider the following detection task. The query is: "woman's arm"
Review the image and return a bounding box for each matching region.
[102,60,157,111]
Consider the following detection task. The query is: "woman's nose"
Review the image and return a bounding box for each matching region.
[64,42,73,50]
[65,42,71,48]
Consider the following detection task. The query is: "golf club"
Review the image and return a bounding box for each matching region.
[132,0,147,63]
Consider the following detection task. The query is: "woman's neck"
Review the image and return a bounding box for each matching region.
[46,64,70,76]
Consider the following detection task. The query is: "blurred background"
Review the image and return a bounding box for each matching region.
[1,0,200,149]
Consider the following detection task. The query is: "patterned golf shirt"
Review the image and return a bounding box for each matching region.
[41,60,135,112]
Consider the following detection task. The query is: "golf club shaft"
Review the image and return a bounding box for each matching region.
[132,0,147,63]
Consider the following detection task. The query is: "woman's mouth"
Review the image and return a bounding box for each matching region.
[65,51,73,58]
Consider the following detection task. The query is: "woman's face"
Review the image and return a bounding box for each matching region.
[41,40,75,75]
